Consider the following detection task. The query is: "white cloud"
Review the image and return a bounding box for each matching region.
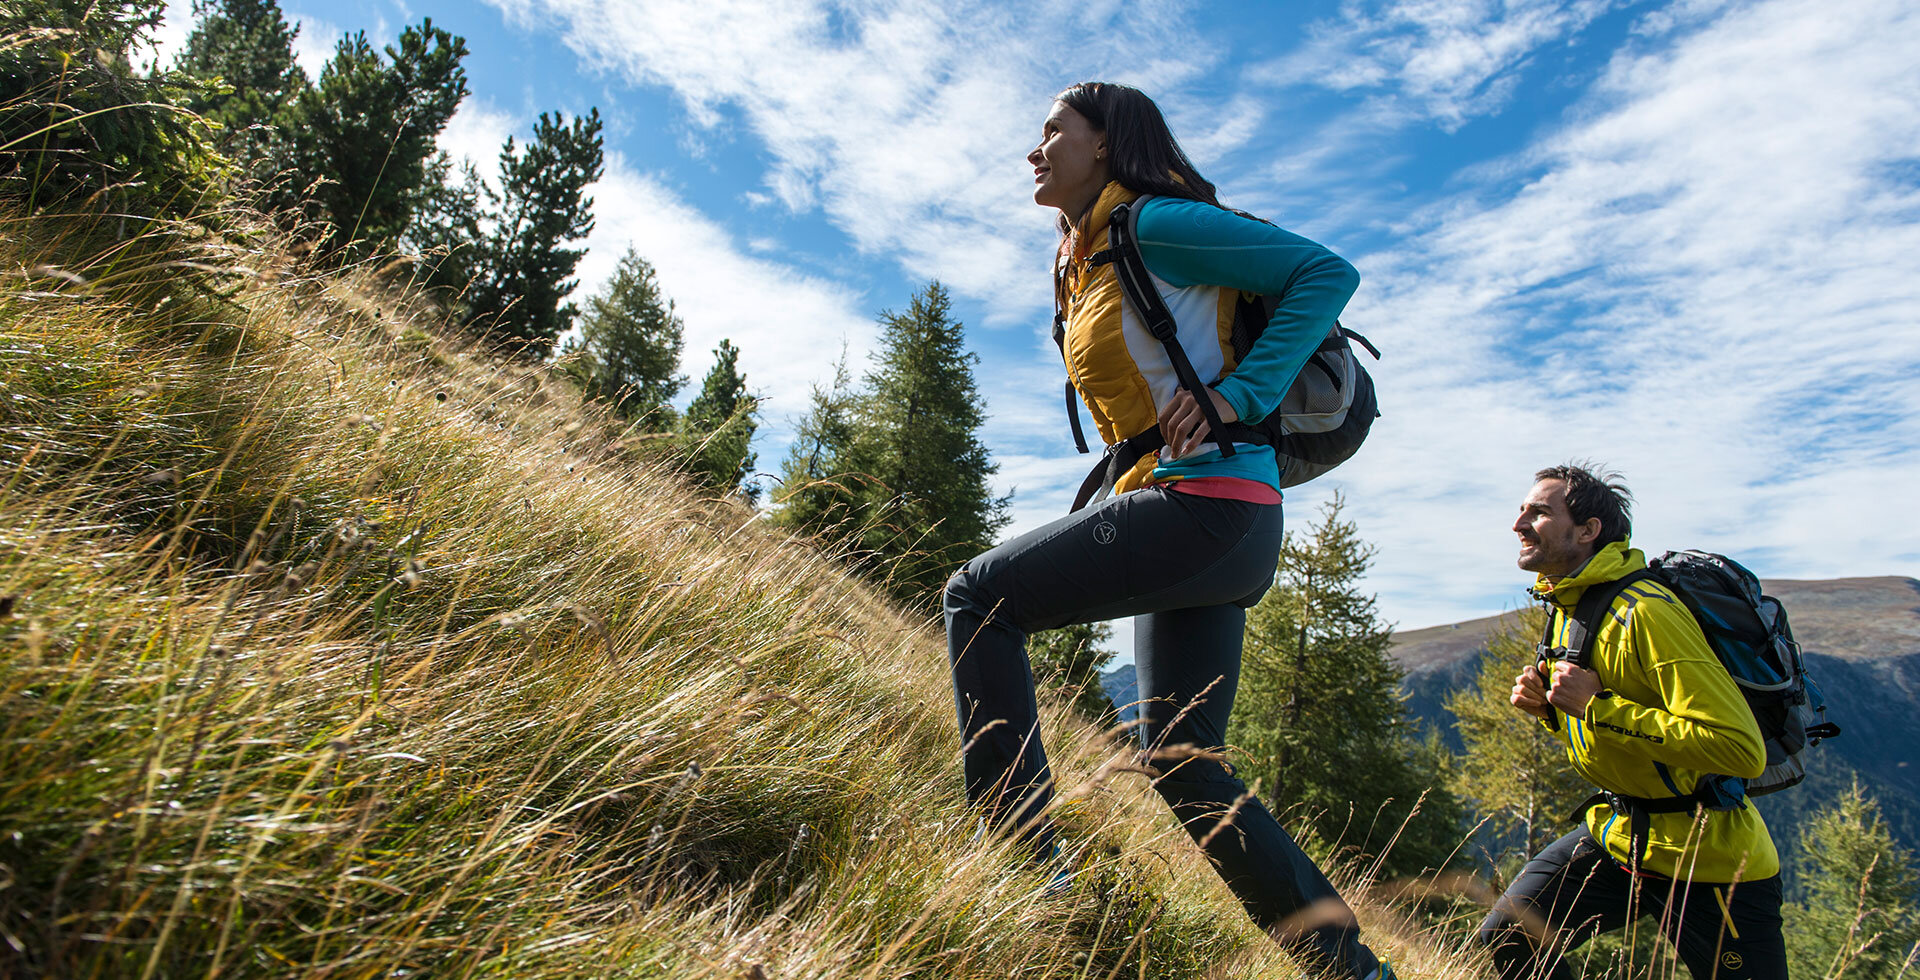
[437,96,518,171]
[1310,0,1920,627]
[286,12,347,80]
[476,0,1230,325]
[576,156,880,454]
[1256,0,1619,131]
[466,0,1920,641]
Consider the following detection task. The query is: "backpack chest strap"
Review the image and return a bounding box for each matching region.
[1535,568,1653,730]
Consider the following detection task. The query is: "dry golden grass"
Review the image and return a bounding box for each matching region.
[0,212,1529,979]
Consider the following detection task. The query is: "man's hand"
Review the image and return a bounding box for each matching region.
[1511,664,1553,720]
[1159,387,1239,458]
[1546,661,1601,717]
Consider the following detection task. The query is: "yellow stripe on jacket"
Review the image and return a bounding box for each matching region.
[1537,541,1780,882]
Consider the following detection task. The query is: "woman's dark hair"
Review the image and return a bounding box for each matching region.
[1055,81,1219,213]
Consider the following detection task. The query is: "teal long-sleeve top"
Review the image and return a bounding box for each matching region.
[1132,196,1361,490]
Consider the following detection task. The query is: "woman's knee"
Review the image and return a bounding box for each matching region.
[944,562,986,617]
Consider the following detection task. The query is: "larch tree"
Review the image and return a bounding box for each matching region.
[1446,609,1593,867]
[1229,496,1464,878]
[1785,780,1920,980]
[850,281,1008,609]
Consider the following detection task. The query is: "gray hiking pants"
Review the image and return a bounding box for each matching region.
[944,484,1381,979]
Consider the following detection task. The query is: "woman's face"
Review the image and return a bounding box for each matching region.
[1029,101,1108,218]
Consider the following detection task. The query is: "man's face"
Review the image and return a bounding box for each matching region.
[1514,478,1601,578]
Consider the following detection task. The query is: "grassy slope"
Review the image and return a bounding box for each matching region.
[0,220,1503,979]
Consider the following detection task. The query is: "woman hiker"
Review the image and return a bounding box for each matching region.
[942,81,1393,980]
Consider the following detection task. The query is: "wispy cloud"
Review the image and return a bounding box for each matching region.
[476,0,1238,325]
[576,157,881,457]
[1309,0,1920,626]
[497,0,1917,632]
[1255,0,1620,131]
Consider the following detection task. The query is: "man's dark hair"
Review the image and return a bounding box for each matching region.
[1535,462,1634,547]
[1054,82,1218,220]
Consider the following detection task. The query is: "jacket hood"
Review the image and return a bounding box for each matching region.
[1533,539,1646,609]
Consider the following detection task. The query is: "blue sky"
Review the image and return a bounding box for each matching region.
[152,0,1920,650]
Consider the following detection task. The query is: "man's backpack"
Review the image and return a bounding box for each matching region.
[1053,195,1381,511]
[1543,550,1841,860]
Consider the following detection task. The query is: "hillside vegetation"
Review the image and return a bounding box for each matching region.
[0,216,1495,978]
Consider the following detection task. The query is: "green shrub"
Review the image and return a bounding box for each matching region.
[0,0,229,225]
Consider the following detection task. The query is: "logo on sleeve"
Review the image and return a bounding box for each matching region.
[1093,521,1117,545]
[1592,718,1664,743]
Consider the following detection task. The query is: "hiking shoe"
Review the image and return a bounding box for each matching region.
[1036,842,1080,897]
[1362,961,1397,980]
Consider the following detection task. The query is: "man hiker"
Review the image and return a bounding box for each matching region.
[1476,464,1787,980]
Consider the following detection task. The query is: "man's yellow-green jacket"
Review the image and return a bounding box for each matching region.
[1535,540,1779,882]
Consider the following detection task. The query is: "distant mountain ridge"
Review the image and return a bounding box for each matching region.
[1393,576,1920,671]
[1391,575,1920,856]
[1101,576,1920,856]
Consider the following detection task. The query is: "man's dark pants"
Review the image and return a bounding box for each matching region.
[1478,828,1786,980]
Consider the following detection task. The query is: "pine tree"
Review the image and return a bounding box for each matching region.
[1228,496,1465,878]
[851,282,1008,608]
[464,109,604,352]
[281,20,468,254]
[1029,622,1118,719]
[404,152,485,306]
[677,340,758,499]
[175,0,307,165]
[774,351,865,538]
[1785,780,1920,979]
[565,248,685,424]
[1,0,225,224]
[1446,609,1592,865]
[772,284,1006,608]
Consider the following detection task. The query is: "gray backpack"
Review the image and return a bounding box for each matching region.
[1056,194,1380,510]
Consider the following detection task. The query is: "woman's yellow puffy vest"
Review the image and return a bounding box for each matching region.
[1057,183,1240,493]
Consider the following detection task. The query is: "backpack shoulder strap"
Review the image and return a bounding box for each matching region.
[1051,247,1091,456]
[1096,196,1236,459]
[1567,567,1656,670]
[1534,567,1655,731]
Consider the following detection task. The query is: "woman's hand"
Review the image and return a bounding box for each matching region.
[1158,386,1239,458]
